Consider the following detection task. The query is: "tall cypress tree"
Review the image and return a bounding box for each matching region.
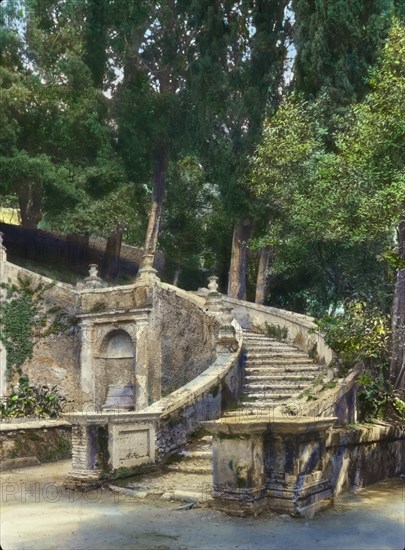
[292,0,402,106]
[185,0,289,297]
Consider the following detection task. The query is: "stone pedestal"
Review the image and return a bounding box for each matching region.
[134,254,160,307]
[65,411,158,489]
[265,419,335,517]
[205,275,223,317]
[210,428,267,515]
[204,417,336,517]
[83,264,104,289]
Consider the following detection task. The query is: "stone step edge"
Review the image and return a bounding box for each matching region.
[166,465,212,475]
[245,375,317,381]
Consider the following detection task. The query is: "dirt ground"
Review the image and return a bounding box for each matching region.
[1,460,404,550]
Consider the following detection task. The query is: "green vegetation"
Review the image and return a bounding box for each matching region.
[0,2,403,417]
[0,275,76,379]
[263,322,288,341]
[0,376,66,418]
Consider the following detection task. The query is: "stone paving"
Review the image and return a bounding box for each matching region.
[1,460,404,550]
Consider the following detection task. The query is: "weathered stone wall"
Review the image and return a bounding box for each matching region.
[149,285,219,398]
[15,332,82,406]
[324,424,405,495]
[4,261,78,310]
[2,260,82,403]
[0,420,72,466]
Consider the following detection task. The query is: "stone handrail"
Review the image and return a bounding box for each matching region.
[196,291,334,366]
[160,281,206,309]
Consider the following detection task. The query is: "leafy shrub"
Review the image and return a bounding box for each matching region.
[316,301,396,421]
[316,301,391,371]
[0,377,66,419]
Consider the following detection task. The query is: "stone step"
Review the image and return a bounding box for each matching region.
[243,336,279,343]
[247,352,309,360]
[243,383,307,392]
[180,450,212,460]
[160,490,212,504]
[245,367,320,377]
[245,374,317,383]
[246,357,314,365]
[242,333,278,340]
[239,400,288,408]
[244,344,300,352]
[243,392,295,400]
[166,463,212,475]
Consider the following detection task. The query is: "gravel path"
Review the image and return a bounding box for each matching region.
[1,460,404,550]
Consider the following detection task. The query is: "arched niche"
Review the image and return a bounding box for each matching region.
[94,328,136,408]
[99,329,135,359]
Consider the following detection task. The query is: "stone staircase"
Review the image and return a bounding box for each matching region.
[113,329,323,504]
[235,329,322,412]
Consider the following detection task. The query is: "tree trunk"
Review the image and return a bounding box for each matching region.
[255,247,272,305]
[102,223,124,281]
[391,215,405,391]
[143,146,168,258]
[228,219,252,300]
[17,182,42,229]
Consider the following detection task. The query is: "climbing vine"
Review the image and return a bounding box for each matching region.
[0,275,76,379]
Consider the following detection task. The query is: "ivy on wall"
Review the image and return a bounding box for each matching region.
[0,275,76,379]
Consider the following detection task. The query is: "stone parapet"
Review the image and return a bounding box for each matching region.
[64,320,244,485]
[195,290,334,366]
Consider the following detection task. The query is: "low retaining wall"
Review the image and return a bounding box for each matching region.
[325,424,404,495]
[0,419,72,470]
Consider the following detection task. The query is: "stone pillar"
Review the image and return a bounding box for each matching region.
[217,305,238,352]
[266,419,336,517]
[204,417,336,517]
[65,421,103,489]
[205,420,269,516]
[205,275,223,316]
[80,320,96,408]
[84,264,104,288]
[135,317,150,410]
[0,232,7,397]
[134,254,160,307]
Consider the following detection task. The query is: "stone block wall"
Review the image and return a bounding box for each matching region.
[15,332,82,405]
[324,424,405,495]
[206,418,404,517]
[0,420,72,467]
[154,348,244,460]
[149,285,219,398]
[2,261,82,403]
[156,390,221,458]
